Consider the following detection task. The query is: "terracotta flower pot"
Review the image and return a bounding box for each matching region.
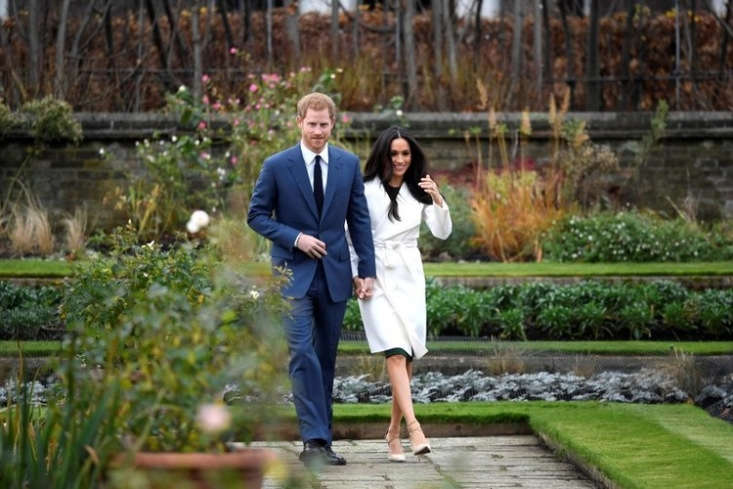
[112,449,277,489]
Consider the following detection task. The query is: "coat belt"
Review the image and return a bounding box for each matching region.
[373,240,417,269]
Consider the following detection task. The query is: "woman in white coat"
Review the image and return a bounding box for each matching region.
[350,126,452,462]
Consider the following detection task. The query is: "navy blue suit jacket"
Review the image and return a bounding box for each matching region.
[247,144,376,302]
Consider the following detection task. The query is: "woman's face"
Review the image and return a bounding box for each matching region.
[389,137,411,183]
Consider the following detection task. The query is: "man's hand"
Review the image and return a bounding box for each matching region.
[296,233,327,259]
[355,277,374,300]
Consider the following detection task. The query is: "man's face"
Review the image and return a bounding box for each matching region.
[297,108,334,153]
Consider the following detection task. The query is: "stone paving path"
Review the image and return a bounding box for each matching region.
[252,435,599,489]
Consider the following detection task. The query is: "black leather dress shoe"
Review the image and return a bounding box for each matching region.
[299,440,347,466]
[323,445,347,465]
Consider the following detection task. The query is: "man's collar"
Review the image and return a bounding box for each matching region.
[300,141,329,165]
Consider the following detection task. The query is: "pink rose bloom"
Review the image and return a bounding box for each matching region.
[229,47,238,55]
[201,74,210,84]
[262,73,281,85]
[249,83,258,92]
[197,121,207,130]
[202,95,209,105]
[230,155,238,165]
[233,118,240,126]
[212,102,222,111]
[342,114,351,123]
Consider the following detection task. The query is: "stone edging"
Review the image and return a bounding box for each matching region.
[536,431,622,489]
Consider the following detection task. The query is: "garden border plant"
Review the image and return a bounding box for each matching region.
[344,279,733,341]
[4,271,733,343]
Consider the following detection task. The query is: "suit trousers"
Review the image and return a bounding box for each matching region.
[284,263,346,445]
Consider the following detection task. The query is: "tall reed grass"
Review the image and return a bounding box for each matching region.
[469,82,575,262]
[9,203,54,256]
[62,207,87,257]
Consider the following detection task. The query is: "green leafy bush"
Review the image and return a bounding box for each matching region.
[0,100,18,138]
[0,281,62,339]
[343,279,733,340]
[542,212,733,262]
[420,184,481,261]
[62,228,290,452]
[21,96,82,144]
[120,70,320,241]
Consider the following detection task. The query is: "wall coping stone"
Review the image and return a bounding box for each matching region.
[4,111,733,141]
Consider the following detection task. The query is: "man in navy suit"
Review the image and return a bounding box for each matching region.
[248,92,375,466]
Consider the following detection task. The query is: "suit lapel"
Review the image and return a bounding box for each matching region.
[286,146,319,220]
[321,146,342,222]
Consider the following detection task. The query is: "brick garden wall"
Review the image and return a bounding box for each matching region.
[1,112,731,229]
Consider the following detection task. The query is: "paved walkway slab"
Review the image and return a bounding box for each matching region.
[252,435,599,489]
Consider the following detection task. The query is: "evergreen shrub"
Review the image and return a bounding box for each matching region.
[343,279,733,340]
[542,212,733,262]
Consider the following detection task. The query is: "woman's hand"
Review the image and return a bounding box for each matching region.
[352,277,374,300]
[418,174,443,206]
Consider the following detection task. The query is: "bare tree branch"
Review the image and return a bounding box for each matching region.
[54,0,72,98]
[404,0,418,107]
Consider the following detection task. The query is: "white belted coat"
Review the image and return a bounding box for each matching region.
[348,179,452,359]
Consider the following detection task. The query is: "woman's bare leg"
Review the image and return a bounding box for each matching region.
[386,355,428,450]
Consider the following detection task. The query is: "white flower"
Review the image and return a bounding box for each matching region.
[396,109,404,117]
[171,135,178,142]
[99,148,105,156]
[178,85,187,93]
[196,403,231,434]
[186,210,210,233]
[249,288,260,300]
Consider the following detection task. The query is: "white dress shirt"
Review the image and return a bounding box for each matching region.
[300,141,328,193]
[293,142,329,249]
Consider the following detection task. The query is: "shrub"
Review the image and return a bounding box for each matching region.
[62,227,290,451]
[420,184,480,261]
[21,96,82,144]
[0,100,18,138]
[118,70,323,241]
[0,282,63,340]
[344,279,733,341]
[542,211,733,262]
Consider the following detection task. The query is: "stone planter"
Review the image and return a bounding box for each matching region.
[111,449,276,489]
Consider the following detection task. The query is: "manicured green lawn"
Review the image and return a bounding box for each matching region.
[2,259,732,278]
[0,259,72,277]
[339,340,733,356]
[424,261,733,277]
[331,401,733,489]
[0,341,61,357]
[3,340,733,357]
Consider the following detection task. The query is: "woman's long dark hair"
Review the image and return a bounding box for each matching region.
[363,126,432,221]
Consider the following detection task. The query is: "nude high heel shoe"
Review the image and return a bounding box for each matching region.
[407,420,431,455]
[385,428,406,462]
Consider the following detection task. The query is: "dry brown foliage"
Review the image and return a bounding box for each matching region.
[0,8,729,111]
[9,202,54,256]
[62,207,87,257]
[471,168,569,262]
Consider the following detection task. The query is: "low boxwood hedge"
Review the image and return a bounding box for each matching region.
[344,279,733,341]
[0,281,63,340]
[3,278,733,342]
